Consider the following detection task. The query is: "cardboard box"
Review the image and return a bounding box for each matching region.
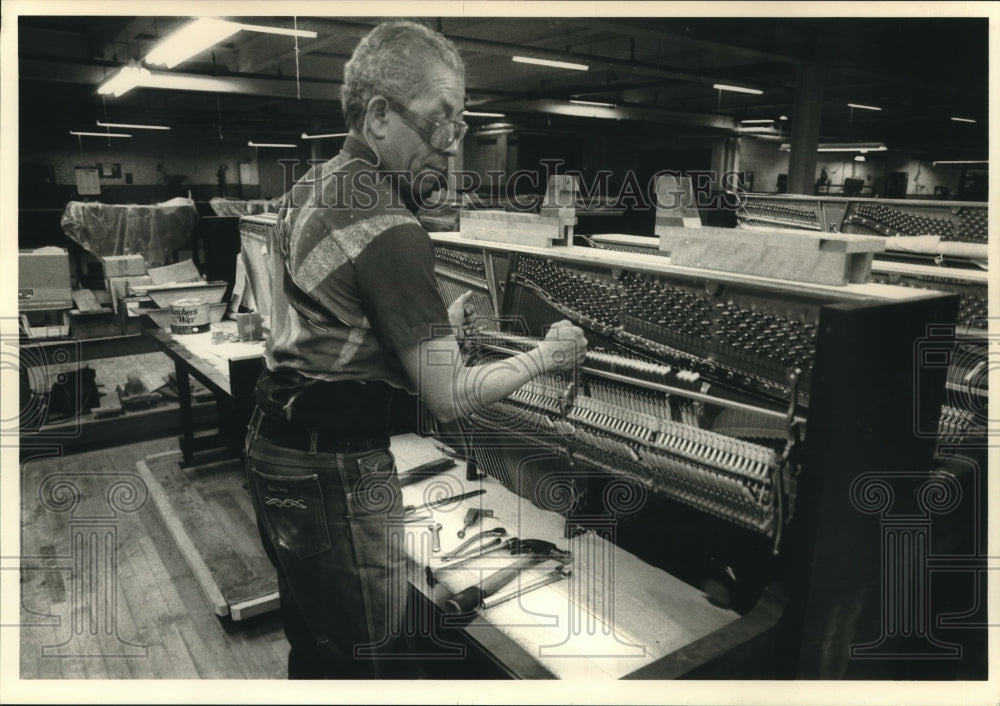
[102,254,147,278]
[19,247,72,310]
[20,309,70,339]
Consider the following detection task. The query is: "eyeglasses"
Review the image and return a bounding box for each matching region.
[386,99,468,151]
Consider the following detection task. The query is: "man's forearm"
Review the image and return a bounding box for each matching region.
[448,348,547,420]
[413,338,548,423]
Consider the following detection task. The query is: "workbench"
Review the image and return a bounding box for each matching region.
[142,320,264,463]
[399,456,746,679]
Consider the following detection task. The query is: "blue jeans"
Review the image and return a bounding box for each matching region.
[244,410,415,678]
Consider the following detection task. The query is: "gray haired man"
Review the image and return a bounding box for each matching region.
[245,20,587,679]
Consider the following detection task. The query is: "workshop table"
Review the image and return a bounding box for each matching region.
[142,320,264,463]
[399,458,748,679]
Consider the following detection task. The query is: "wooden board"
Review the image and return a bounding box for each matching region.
[136,450,279,620]
[659,224,886,286]
[70,288,103,312]
[392,432,457,485]
[431,232,943,302]
[461,209,575,247]
[653,174,702,229]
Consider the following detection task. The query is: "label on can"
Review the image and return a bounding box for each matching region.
[170,298,211,334]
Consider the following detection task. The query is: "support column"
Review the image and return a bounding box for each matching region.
[309,117,323,162]
[787,63,825,195]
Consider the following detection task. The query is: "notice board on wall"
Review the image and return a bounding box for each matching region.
[75,166,101,195]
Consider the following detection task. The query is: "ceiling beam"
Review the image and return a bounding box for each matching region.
[237,34,346,74]
[94,17,162,62]
[569,18,805,65]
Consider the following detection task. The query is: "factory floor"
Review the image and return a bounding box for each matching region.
[18,436,289,680]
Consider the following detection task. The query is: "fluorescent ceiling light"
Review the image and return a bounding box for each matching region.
[142,74,237,92]
[98,65,238,96]
[713,83,763,95]
[97,65,150,97]
[854,155,866,162]
[932,160,988,166]
[463,111,506,117]
[847,102,881,111]
[570,99,615,108]
[248,141,297,148]
[301,132,348,139]
[70,131,132,138]
[738,126,777,133]
[97,120,170,130]
[146,18,242,68]
[779,142,887,153]
[473,128,514,137]
[512,55,589,71]
[146,18,317,69]
[740,119,774,125]
[950,117,976,124]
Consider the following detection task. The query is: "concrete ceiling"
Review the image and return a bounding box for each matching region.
[17,14,989,159]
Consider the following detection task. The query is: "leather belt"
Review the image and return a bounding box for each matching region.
[254,411,389,454]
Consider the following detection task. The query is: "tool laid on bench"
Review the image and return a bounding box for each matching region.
[457,507,493,538]
[481,564,572,610]
[442,541,573,614]
[442,527,507,561]
[403,488,485,515]
[428,523,443,553]
[426,536,514,585]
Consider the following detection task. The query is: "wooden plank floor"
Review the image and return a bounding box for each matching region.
[19,437,288,679]
[139,451,279,615]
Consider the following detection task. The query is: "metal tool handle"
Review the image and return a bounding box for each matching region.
[437,537,506,569]
[481,566,571,610]
[443,527,507,561]
[428,523,442,552]
[444,553,549,614]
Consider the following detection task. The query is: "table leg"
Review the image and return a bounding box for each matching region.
[175,360,194,464]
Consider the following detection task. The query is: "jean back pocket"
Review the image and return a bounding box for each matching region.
[248,465,333,558]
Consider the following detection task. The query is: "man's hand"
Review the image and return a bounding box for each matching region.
[534,320,588,372]
[448,290,479,341]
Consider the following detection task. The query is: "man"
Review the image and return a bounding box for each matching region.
[244,20,588,679]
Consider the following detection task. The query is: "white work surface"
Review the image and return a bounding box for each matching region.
[155,320,265,395]
[392,434,740,679]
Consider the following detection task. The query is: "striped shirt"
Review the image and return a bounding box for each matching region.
[257,136,450,426]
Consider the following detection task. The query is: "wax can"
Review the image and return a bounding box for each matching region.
[170,298,210,334]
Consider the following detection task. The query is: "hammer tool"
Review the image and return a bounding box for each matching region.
[425,537,511,586]
[480,565,572,610]
[442,542,573,614]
